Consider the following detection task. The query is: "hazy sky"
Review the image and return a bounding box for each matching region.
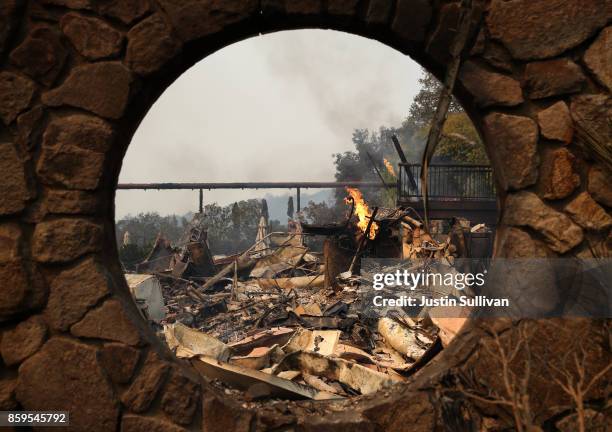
[116,29,422,219]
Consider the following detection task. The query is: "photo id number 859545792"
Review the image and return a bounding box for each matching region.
[0,411,69,427]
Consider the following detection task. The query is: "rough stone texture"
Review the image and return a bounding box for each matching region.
[481,41,513,72]
[37,146,105,190]
[284,0,321,15]
[570,94,612,147]
[42,62,132,119]
[98,342,141,384]
[16,106,45,152]
[201,395,254,432]
[125,14,181,75]
[122,352,170,413]
[537,101,573,144]
[362,392,435,432]
[588,165,612,208]
[0,142,29,215]
[158,0,258,42]
[584,26,611,91]
[0,315,47,366]
[45,189,99,214]
[482,113,539,191]
[36,113,112,190]
[503,191,583,253]
[564,192,612,231]
[536,148,580,200]
[71,299,141,345]
[99,0,151,24]
[459,61,523,108]
[0,377,18,410]
[426,2,460,63]
[0,223,21,262]
[44,114,114,153]
[300,412,376,431]
[497,226,551,258]
[16,337,119,431]
[161,367,200,425]
[525,58,586,99]
[60,13,123,60]
[327,0,358,16]
[365,0,392,25]
[486,0,610,60]
[44,257,110,331]
[32,218,102,263]
[122,414,188,432]
[9,26,68,86]
[392,0,431,43]
[0,260,46,322]
[0,72,35,125]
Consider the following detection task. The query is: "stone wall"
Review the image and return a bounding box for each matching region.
[0,0,610,430]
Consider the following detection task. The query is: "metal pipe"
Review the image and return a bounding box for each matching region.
[117,181,392,190]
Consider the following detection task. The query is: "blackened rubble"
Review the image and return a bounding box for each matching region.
[124,196,493,402]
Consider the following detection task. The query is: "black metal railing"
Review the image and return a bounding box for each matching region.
[398,163,496,201]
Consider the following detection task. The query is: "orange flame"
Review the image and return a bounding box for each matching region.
[383,158,396,178]
[345,187,379,239]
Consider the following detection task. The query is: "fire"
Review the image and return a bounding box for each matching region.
[345,187,379,239]
[383,158,396,178]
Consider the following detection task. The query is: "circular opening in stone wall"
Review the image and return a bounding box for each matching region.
[115,29,497,405]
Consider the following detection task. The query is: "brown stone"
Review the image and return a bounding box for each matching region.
[16,106,45,152]
[71,299,141,346]
[482,113,539,191]
[571,94,611,147]
[0,223,21,262]
[159,0,257,42]
[44,257,110,331]
[201,395,254,432]
[9,26,68,86]
[497,226,551,258]
[300,412,376,432]
[525,58,585,99]
[365,0,392,25]
[362,392,434,432]
[42,62,133,119]
[125,14,180,75]
[486,0,610,60]
[0,315,47,366]
[537,148,580,200]
[584,26,611,91]
[61,13,123,60]
[392,0,431,43]
[285,0,321,14]
[98,342,140,384]
[37,145,105,190]
[100,0,151,24]
[556,409,610,432]
[459,61,523,108]
[45,189,99,214]
[588,165,612,208]
[0,142,29,215]
[503,191,583,253]
[426,2,460,63]
[121,414,188,432]
[0,260,46,322]
[122,352,170,413]
[0,377,18,410]
[327,0,358,16]
[43,113,113,153]
[161,368,200,425]
[32,218,102,263]
[0,72,35,125]
[537,101,573,144]
[16,337,119,431]
[481,41,513,72]
[564,192,612,231]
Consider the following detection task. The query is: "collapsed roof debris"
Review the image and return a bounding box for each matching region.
[124,192,493,403]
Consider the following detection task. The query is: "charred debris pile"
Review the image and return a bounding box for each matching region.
[124,190,492,403]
